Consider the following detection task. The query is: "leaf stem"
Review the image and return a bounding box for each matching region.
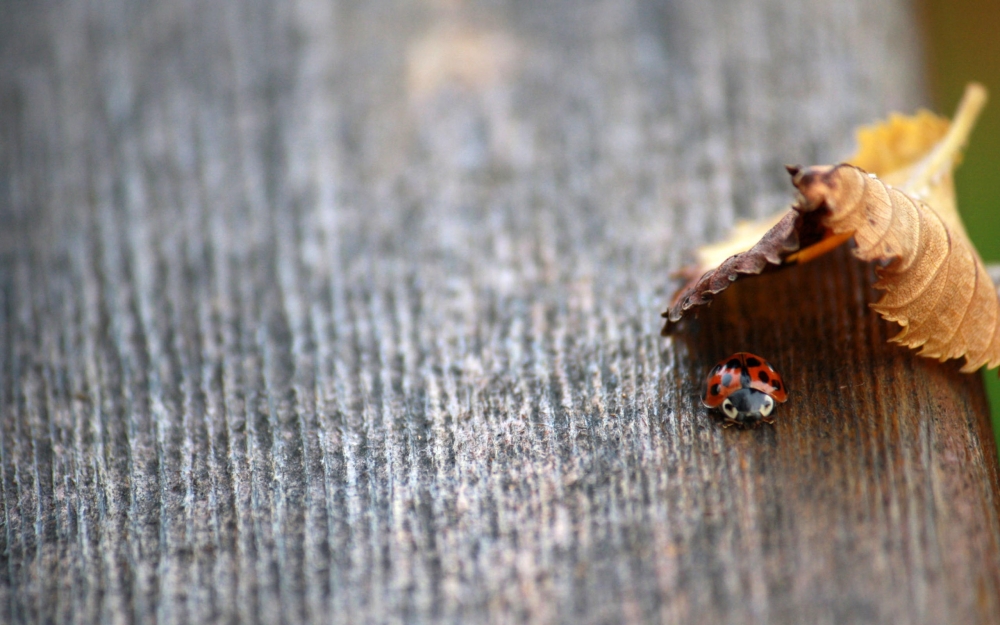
[905,83,987,192]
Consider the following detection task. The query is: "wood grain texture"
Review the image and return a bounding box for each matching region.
[2,0,998,624]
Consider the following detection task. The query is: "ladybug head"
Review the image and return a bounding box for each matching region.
[720,388,775,423]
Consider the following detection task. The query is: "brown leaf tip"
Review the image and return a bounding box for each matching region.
[789,164,840,211]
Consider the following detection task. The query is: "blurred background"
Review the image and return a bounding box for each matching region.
[921,0,1000,447]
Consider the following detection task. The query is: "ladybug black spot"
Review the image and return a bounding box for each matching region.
[711,384,721,396]
[721,373,733,387]
[771,379,781,390]
[745,356,761,368]
[758,370,770,383]
[726,358,740,369]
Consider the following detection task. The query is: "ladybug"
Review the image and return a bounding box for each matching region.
[703,352,788,426]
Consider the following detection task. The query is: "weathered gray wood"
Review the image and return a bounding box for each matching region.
[2,0,998,623]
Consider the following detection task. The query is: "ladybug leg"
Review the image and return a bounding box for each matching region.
[721,418,739,428]
[762,416,775,425]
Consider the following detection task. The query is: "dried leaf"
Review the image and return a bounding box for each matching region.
[790,159,997,371]
[664,210,801,323]
[664,84,997,372]
[691,210,790,276]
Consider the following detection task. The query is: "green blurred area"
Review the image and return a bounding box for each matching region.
[922,0,1000,447]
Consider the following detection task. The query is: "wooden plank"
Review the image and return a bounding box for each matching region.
[2,0,998,623]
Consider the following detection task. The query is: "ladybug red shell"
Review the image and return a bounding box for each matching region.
[703,352,788,425]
